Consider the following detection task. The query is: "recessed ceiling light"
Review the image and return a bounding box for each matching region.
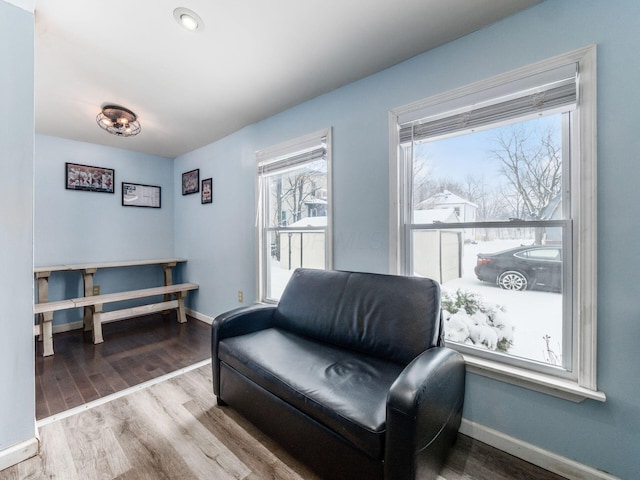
[173,7,204,32]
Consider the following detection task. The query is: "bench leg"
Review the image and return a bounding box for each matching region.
[83,306,93,332]
[92,305,104,344]
[177,291,188,324]
[35,273,50,344]
[82,268,98,332]
[41,312,54,357]
[162,262,176,303]
[36,313,43,341]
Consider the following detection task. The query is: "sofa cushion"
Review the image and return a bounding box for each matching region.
[218,328,405,459]
[273,269,442,365]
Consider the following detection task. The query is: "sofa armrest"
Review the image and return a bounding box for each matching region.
[384,347,465,480]
[211,304,277,395]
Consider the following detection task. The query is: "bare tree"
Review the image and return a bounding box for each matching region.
[269,168,325,260]
[271,168,325,227]
[465,174,506,222]
[412,154,433,208]
[491,124,562,221]
[282,173,316,223]
[413,154,470,208]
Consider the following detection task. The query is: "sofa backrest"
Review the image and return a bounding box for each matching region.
[273,268,442,365]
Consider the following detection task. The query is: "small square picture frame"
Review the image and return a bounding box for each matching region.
[182,169,199,195]
[201,178,213,204]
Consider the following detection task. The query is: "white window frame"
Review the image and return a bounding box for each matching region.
[389,46,604,402]
[256,128,333,303]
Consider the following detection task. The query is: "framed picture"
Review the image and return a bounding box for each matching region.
[65,162,114,193]
[122,182,161,208]
[182,169,199,195]
[201,178,212,204]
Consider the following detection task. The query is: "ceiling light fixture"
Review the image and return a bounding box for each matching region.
[96,105,141,137]
[173,7,204,32]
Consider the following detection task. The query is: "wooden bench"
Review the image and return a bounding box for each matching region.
[78,283,198,344]
[33,300,75,348]
[34,258,193,356]
[34,283,198,354]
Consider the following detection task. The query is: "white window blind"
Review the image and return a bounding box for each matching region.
[399,63,577,143]
[257,146,326,175]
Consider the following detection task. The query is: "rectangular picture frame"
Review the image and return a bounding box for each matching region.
[122,182,161,208]
[65,162,114,193]
[201,178,212,204]
[182,168,200,195]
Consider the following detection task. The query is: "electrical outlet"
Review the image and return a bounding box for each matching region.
[92,285,100,295]
[238,290,244,303]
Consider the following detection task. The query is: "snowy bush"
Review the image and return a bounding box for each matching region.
[441,289,514,353]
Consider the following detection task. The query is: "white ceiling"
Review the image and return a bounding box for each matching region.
[33,0,540,159]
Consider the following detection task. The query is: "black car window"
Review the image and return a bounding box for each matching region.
[518,248,560,261]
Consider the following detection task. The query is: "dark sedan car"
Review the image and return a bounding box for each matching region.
[474,245,562,292]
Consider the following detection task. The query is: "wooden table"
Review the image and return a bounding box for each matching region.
[34,258,189,356]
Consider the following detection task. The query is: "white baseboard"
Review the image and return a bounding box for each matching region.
[459,419,620,480]
[49,310,214,334]
[0,437,39,472]
[185,308,214,325]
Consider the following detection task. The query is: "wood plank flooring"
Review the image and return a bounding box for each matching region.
[18,314,568,480]
[35,312,211,419]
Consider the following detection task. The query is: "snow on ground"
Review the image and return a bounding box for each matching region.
[443,240,563,364]
[268,260,295,300]
[268,238,563,364]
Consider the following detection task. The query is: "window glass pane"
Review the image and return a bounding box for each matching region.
[396,49,600,391]
[262,154,328,302]
[412,226,564,365]
[266,229,326,300]
[411,114,564,223]
[265,159,327,228]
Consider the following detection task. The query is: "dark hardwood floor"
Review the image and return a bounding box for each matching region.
[35,312,211,420]
[32,314,566,480]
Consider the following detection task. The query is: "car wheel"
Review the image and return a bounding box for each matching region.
[498,271,528,291]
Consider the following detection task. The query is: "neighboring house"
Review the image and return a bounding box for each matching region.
[413,208,460,224]
[416,190,477,242]
[304,198,327,218]
[417,189,478,223]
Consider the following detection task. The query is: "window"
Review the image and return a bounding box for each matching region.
[390,47,603,401]
[257,129,332,302]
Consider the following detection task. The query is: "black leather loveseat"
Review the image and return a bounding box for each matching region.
[211,268,465,480]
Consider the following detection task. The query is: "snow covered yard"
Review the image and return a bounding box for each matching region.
[442,240,563,364]
[268,237,563,365]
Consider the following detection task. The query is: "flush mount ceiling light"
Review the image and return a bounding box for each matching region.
[96,105,141,137]
[173,7,204,32]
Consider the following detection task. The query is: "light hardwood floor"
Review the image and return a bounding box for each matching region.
[7,364,319,480]
[13,316,567,480]
[5,362,566,480]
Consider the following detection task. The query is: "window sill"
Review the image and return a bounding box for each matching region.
[462,354,606,403]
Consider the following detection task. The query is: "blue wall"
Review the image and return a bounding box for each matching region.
[35,135,176,324]
[174,1,640,477]
[0,0,35,453]
[174,126,258,317]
